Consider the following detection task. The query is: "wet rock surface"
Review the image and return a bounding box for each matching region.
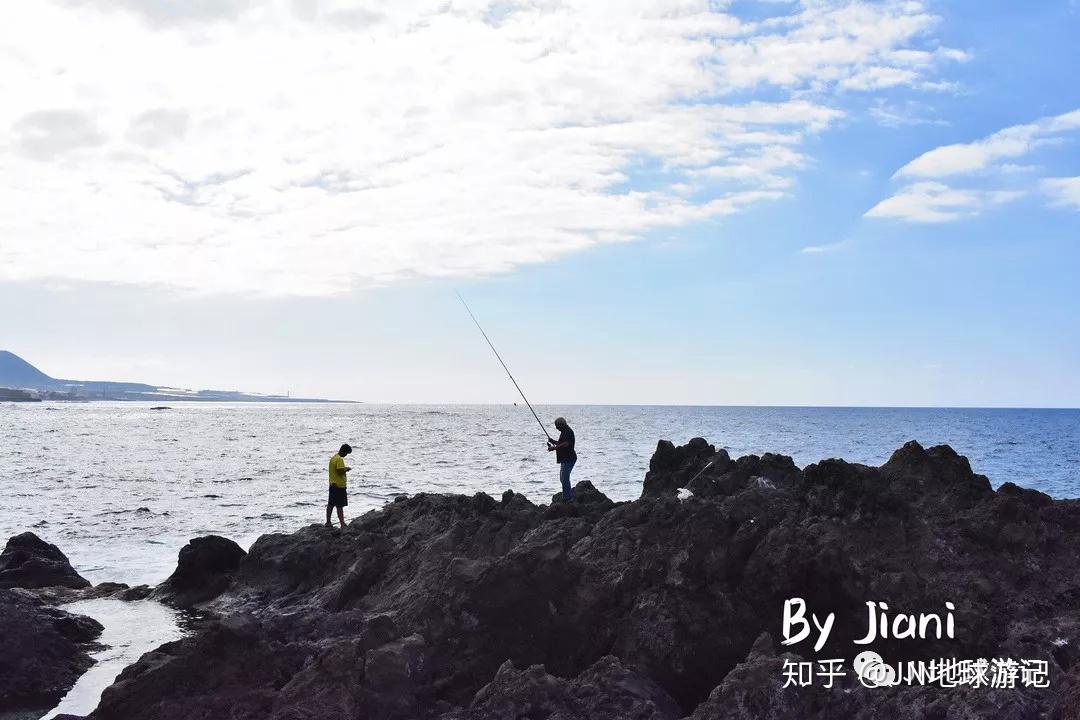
[0,588,103,716]
[55,440,1080,719]
[0,531,91,590]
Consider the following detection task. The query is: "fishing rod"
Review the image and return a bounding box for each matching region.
[687,458,717,486]
[456,291,553,443]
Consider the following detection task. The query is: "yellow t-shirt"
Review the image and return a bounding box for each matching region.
[329,453,347,488]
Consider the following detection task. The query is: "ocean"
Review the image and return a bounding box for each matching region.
[1,402,1078,587]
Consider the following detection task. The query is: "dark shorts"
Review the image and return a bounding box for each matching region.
[328,485,348,508]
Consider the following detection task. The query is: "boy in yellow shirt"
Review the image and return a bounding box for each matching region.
[326,443,353,528]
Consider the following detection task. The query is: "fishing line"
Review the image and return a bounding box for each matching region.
[456,291,553,442]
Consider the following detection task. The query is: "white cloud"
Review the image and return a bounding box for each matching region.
[896,109,1080,179]
[1042,177,1080,209]
[868,108,1080,223]
[865,181,1023,223]
[712,1,962,91]
[841,66,918,91]
[0,0,961,295]
[800,240,847,254]
[11,109,107,160]
[127,109,191,148]
[867,98,947,128]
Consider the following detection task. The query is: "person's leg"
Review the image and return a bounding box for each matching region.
[336,506,345,528]
[326,487,333,526]
[560,462,573,500]
[566,459,576,500]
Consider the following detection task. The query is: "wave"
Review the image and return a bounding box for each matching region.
[212,477,251,484]
[93,507,172,519]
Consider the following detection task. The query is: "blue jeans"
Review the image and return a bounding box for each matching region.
[559,460,576,500]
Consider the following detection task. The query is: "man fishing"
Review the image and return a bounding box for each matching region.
[326,443,352,528]
[457,294,582,500]
[547,417,577,500]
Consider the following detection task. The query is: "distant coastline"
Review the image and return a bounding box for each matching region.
[0,350,354,403]
[0,387,40,402]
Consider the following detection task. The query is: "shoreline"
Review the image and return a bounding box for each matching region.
[6,437,1080,719]
[7,402,1080,592]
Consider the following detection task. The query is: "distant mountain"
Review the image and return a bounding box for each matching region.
[0,351,348,402]
[0,350,60,389]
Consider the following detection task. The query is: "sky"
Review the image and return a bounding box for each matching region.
[1,0,1078,406]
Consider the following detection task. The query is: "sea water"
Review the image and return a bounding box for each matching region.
[1,402,1077,587]
[39,598,188,720]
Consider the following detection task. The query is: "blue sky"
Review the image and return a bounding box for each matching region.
[1,0,1078,406]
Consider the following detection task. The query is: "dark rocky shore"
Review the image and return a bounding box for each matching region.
[0,534,103,717]
[7,439,1080,719]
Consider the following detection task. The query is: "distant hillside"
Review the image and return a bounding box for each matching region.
[0,350,60,389]
[0,351,348,402]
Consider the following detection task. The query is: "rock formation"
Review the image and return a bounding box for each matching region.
[0,589,103,715]
[32,440,1080,719]
[0,532,115,717]
[0,531,92,589]
[152,534,247,607]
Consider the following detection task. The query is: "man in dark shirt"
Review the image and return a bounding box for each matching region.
[547,417,577,500]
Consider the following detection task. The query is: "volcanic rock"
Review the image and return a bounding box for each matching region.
[642,438,723,497]
[152,534,246,607]
[78,439,1080,719]
[0,531,91,589]
[0,588,103,715]
[439,655,682,720]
